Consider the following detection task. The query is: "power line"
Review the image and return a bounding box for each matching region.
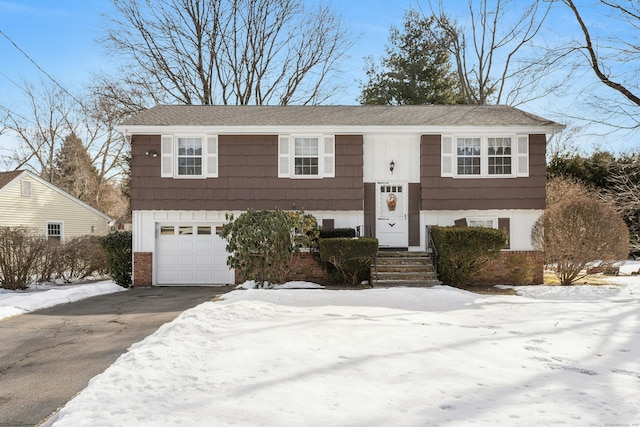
[0,28,86,109]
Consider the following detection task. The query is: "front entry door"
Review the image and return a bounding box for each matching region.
[376,182,408,247]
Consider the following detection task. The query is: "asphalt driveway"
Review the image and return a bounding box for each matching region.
[0,286,232,427]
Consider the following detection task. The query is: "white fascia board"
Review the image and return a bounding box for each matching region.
[117,124,564,136]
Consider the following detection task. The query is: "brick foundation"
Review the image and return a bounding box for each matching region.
[133,252,153,287]
[235,252,329,285]
[471,251,543,285]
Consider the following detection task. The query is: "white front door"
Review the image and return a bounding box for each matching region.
[376,182,408,247]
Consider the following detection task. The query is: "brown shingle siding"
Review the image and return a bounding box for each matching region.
[420,134,546,210]
[132,134,363,211]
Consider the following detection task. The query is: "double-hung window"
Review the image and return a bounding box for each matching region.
[47,221,63,241]
[177,137,202,176]
[294,137,320,176]
[442,134,527,178]
[279,134,335,179]
[457,138,481,175]
[161,135,218,178]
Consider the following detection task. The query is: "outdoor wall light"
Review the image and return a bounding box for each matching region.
[389,160,395,173]
[91,225,96,233]
[145,150,158,157]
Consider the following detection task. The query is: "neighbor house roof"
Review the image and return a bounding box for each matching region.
[0,171,22,190]
[118,104,564,133]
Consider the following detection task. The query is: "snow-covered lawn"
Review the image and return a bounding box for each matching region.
[37,262,639,427]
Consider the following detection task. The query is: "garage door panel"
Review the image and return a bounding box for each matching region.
[156,223,234,285]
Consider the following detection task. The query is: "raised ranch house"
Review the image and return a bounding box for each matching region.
[0,170,112,241]
[118,105,564,287]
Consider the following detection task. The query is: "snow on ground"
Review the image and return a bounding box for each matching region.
[0,281,125,320]
[44,264,640,427]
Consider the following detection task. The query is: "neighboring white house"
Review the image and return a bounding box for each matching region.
[0,170,112,241]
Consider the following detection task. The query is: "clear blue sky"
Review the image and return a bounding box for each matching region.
[0,0,636,153]
[0,0,412,107]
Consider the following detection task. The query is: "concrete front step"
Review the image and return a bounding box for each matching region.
[372,279,442,288]
[371,251,441,287]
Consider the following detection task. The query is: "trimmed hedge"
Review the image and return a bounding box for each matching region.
[99,231,132,288]
[430,226,507,286]
[318,237,378,286]
[319,228,356,239]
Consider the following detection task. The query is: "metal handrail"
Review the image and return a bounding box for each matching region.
[425,225,438,277]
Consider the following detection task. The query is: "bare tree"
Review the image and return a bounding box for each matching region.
[102,0,352,106]
[532,178,629,285]
[426,0,558,105]
[552,0,640,133]
[1,80,129,219]
[2,81,74,181]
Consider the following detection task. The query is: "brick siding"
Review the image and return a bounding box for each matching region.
[471,251,543,285]
[235,252,328,285]
[133,252,153,287]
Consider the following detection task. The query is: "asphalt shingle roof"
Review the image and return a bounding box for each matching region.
[0,170,22,190]
[120,105,563,129]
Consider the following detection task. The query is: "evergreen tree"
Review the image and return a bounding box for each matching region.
[359,10,463,105]
[53,133,100,208]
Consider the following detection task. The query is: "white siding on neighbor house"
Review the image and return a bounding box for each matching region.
[421,209,543,251]
[0,175,110,240]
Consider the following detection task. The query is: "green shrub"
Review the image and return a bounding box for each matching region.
[319,228,356,239]
[99,231,132,288]
[220,209,319,286]
[318,237,378,286]
[430,226,506,286]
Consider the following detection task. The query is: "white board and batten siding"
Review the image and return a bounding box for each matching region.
[133,209,364,286]
[0,172,111,240]
[422,210,542,251]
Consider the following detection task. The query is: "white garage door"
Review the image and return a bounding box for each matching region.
[156,224,234,285]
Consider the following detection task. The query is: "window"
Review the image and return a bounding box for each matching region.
[488,137,512,175]
[21,180,32,197]
[47,222,63,241]
[177,137,202,176]
[457,138,481,175]
[161,135,218,179]
[467,218,497,229]
[294,137,319,176]
[442,135,527,178]
[278,135,335,179]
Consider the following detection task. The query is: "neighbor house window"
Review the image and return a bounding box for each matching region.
[47,222,63,241]
[278,135,335,179]
[442,135,527,178]
[21,180,32,197]
[160,135,218,179]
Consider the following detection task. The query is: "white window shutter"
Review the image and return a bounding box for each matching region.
[278,135,290,178]
[206,135,218,177]
[323,135,335,178]
[441,135,454,177]
[517,135,529,177]
[161,135,174,177]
